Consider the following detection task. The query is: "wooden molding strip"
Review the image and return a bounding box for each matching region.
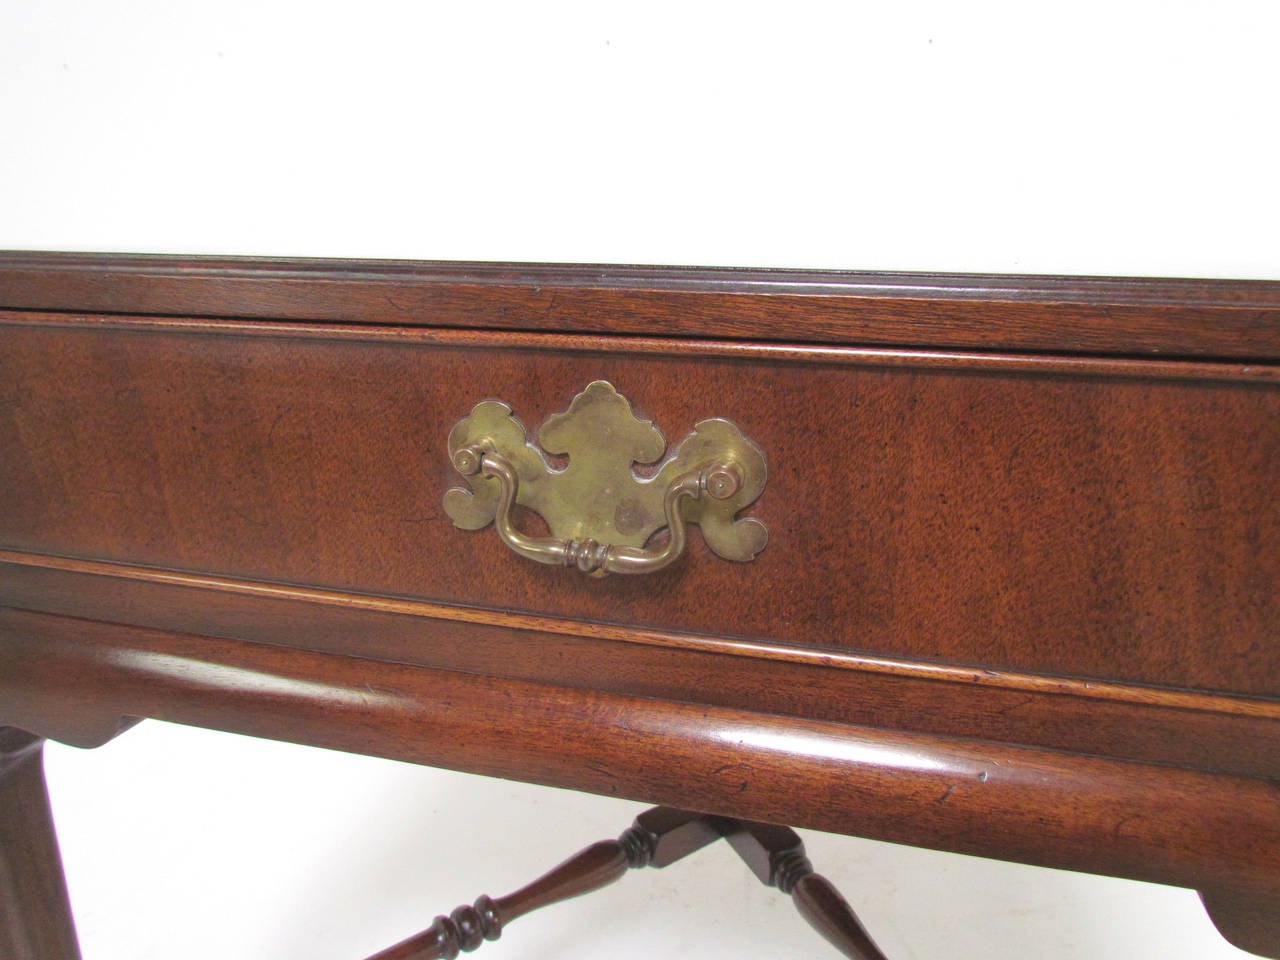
[1,251,1278,360]
[2,310,1277,384]
[4,549,1276,720]
[3,605,1278,895]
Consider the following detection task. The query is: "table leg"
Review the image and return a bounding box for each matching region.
[1201,885,1280,959]
[0,728,82,960]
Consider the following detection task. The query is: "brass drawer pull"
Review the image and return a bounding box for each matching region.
[444,381,767,576]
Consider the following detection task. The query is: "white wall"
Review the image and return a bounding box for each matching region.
[4,3,1278,958]
[4,1,1278,275]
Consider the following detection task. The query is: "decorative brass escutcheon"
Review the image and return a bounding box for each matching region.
[443,381,767,576]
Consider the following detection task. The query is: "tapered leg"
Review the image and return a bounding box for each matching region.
[1201,886,1280,959]
[0,728,82,960]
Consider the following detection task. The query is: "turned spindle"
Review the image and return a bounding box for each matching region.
[364,808,722,960]
[364,807,888,960]
[724,820,891,960]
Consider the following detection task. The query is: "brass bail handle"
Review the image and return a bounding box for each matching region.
[442,381,769,577]
[453,443,742,575]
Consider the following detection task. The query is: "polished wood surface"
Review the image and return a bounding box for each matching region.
[6,551,1279,781]
[365,842,626,960]
[1202,887,1280,958]
[1,253,1277,956]
[0,729,81,960]
[722,819,889,960]
[4,608,1279,898]
[368,806,888,960]
[1,252,1279,359]
[2,315,1276,698]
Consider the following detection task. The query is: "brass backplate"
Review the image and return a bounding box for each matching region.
[444,381,767,564]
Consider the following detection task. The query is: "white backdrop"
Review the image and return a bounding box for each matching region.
[3,3,1278,958]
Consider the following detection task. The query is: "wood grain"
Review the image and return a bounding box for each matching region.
[2,316,1275,696]
[6,310,1280,382]
[4,553,1279,778]
[1,252,1278,359]
[0,729,82,960]
[2,253,1278,955]
[3,606,1280,899]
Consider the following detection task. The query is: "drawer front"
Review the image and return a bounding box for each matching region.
[2,314,1278,698]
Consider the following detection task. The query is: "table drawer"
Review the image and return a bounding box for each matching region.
[2,313,1277,701]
